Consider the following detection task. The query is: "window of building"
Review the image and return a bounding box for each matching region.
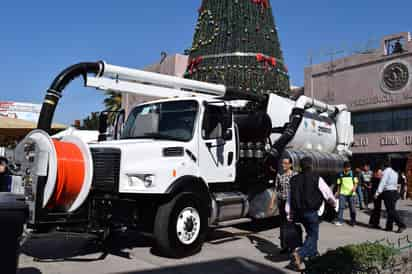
[352,108,412,134]
[384,37,406,55]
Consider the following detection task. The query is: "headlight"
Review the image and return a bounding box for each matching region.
[143,175,155,188]
[127,174,155,188]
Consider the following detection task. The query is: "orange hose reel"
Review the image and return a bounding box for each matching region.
[48,140,86,209]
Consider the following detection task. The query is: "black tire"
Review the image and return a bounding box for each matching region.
[154,193,208,258]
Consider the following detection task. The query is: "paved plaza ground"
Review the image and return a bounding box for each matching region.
[19,200,412,274]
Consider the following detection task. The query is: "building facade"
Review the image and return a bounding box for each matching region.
[0,101,41,122]
[0,101,42,148]
[304,32,412,170]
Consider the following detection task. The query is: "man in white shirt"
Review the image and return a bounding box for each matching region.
[375,160,406,233]
[286,157,337,271]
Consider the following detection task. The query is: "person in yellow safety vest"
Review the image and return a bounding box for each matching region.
[335,161,358,227]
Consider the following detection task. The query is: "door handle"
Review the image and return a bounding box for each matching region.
[228,152,234,165]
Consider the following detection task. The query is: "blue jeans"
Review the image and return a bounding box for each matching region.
[356,185,364,208]
[338,195,356,223]
[298,211,319,259]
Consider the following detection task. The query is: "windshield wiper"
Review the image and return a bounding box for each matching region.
[121,136,151,140]
[121,133,185,141]
[142,133,184,142]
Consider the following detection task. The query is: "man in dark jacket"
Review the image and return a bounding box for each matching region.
[0,157,12,192]
[286,157,336,271]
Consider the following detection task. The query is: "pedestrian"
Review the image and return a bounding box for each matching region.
[361,163,373,209]
[354,167,364,210]
[399,171,407,200]
[0,157,12,192]
[369,164,384,229]
[275,157,298,224]
[286,157,337,271]
[335,161,358,226]
[374,160,407,233]
[275,157,298,253]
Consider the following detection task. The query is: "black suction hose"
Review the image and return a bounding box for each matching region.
[268,107,304,160]
[37,61,104,132]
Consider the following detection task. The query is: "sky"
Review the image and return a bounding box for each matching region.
[0,0,411,124]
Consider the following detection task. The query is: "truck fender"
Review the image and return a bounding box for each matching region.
[165,176,211,212]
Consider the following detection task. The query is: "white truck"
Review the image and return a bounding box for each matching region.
[8,61,353,258]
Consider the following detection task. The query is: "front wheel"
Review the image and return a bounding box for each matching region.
[154,193,208,258]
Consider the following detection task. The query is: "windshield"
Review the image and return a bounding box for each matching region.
[121,100,198,142]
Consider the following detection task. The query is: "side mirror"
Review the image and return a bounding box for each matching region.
[114,109,126,140]
[98,112,109,142]
[223,106,233,130]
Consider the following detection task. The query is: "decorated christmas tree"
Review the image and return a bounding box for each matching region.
[185,0,290,96]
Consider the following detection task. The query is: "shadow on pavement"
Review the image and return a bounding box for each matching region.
[207,229,251,245]
[247,235,290,263]
[18,267,42,274]
[113,257,289,274]
[399,210,412,227]
[21,228,273,262]
[363,208,412,227]
[21,230,152,262]
[235,217,281,233]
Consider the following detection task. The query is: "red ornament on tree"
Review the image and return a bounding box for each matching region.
[252,0,269,10]
[198,0,206,14]
[187,56,203,75]
[256,53,276,71]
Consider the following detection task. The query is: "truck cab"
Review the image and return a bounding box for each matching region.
[93,97,237,195]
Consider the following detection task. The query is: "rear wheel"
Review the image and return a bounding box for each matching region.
[154,193,208,258]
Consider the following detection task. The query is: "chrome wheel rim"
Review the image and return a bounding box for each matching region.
[176,207,200,245]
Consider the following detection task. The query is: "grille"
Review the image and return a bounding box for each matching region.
[90,147,121,193]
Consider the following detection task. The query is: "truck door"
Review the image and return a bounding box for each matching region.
[199,104,236,183]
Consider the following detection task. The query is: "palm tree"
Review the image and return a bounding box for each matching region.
[81,112,99,130]
[104,91,122,123]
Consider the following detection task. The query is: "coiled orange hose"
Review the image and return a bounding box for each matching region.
[48,140,86,210]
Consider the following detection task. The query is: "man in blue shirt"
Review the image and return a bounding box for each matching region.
[374,160,406,233]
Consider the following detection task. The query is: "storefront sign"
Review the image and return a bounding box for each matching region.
[405,135,412,145]
[354,135,412,148]
[349,95,394,107]
[380,136,400,146]
[353,137,369,147]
